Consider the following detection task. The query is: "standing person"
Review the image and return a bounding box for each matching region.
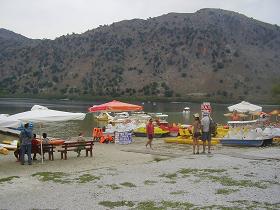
[201,112,211,154]
[146,118,154,149]
[19,123,33,165]
[231,110,240,121]
[192,113,201,154]
[14,140,20,162]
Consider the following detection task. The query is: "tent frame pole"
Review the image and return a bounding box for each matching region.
[39,123,43,164]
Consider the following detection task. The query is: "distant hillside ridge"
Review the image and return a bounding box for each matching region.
[0,8,279,103]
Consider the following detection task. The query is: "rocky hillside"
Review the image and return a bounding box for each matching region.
[0,8,279,103]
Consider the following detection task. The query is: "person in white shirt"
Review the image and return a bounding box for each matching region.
[42,133,49,144]
[201,112,211,153]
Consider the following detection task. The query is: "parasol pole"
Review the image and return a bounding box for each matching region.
[39,123,44,164]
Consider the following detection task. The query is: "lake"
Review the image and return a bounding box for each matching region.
[0,98,278,140]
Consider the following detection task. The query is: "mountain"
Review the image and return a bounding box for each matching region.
[0,28,39,52]
[0,8,279,103]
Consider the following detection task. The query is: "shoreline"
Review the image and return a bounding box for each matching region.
[0,137,280,209]
[0,96,279,105]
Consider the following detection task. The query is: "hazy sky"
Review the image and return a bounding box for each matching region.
[1,0,279,39]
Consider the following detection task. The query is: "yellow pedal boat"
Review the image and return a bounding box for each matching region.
[165,136,219,145]
[134,127,169,138]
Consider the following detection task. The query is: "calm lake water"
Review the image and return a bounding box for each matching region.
[0,98,278,140]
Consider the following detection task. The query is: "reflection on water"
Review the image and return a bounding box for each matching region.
[182,112,191,124]
[0,98,278,139]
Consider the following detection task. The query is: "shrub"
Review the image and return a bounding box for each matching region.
[217,62,224,69]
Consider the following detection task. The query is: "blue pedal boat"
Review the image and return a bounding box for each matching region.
[220,138,273,147]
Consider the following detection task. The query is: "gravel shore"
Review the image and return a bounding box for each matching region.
[0,137,280,210]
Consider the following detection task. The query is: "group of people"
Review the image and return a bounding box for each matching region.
[16,123,86,164]
[145,112,214,154]
[191,112,213,155]
[17,114,215,163]
[14,123,50,165]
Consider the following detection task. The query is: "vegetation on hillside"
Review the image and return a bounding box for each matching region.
[0,9,279,103]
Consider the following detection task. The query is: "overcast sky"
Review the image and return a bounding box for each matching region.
[1,0,279,40]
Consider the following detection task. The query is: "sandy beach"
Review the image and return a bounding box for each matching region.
[0,137,280,210]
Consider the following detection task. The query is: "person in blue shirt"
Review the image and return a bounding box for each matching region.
[19,123,33,165]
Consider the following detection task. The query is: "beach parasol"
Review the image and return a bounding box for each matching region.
[6,105,86,163]
[88,100,143,112]
[228,101,262,113]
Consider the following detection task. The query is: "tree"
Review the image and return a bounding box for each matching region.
[164,90,173,97]
[272,83,280,96]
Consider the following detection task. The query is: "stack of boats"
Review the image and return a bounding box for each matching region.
[164,125,227,145]
[96,111,179,137]
[0,140,17,155]
[133,113,173,137]
[95,112,114,121]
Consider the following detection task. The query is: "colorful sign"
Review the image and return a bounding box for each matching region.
[201,102,212,114]
[114,132,132,144]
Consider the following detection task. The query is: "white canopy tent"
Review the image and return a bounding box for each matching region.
[7,105,86,122]
[6,105,86,163]
[228,101,262,113]
[0,114,21,128]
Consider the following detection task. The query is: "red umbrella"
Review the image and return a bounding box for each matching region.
[88,100,143,112]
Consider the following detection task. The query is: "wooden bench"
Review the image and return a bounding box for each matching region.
[58,140,94,160]
[38,144,56,161]
[14,144,55,161]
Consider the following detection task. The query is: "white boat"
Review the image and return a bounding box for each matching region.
[220,120,273,147]
[108,112,130,124]
[0,143,17,150]
[130,112,151,120]
[155,114,168,120]
[183,107,190,112]
[149,113,169,125]
[96,112,114,121]
[149,113,168,119]
[113,112,129,119]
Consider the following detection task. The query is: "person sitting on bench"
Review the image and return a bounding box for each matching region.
[76,133,85,157]
[42,133,49,144]
[31,134,40,160]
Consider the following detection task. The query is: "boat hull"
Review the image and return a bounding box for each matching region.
[165,137,219,145]
[220,138,273,147]
[134,132,169,138]
[133,127,169,138]
[0,143,17,150]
